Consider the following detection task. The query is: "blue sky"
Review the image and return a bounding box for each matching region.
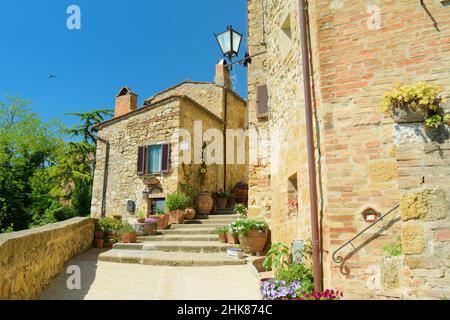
[0,0,247,129]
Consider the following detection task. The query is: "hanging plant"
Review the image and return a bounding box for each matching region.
[381,82,448,128]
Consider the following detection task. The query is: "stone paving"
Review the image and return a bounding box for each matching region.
[39,250,261,300]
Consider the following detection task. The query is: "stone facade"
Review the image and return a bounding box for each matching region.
[91,64,247,218]
[0,218,94,300]
[247,0,450,299]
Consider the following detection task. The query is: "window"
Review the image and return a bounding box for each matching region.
[137,144,170,175]
[288,173,298,217]
[279,12,292,59]
[151,198,166,214]
[256,84,269,118]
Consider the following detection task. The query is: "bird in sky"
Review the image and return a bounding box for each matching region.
[47,75,58,80]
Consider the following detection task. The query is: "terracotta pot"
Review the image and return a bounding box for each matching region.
[164,214,170,227]
[94,230,104,239]
[226,233,240,245]
[185,208,196,220]
[148,215,168,230]
[168,210,185,224]
[137,218,145,223]
[218,233,228,243]
[93,239,104,248]
[216,197,228,210]
[121,233,137,243]
[239,230,268,254]
[196,193,213,215]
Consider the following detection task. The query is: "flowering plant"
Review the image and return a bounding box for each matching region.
[261,279,302,300]
[295,290,343,300]
[144,218,158,226]
[229,219,268,236]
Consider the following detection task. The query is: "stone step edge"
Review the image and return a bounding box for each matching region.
[98,251,246,267]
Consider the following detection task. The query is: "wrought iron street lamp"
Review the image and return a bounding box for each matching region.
[214,25,243,69]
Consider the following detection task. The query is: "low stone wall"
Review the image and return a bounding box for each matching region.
[0,217,95,300]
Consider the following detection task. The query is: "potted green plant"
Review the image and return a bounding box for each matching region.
[120,223,137,243]
[94,224,104,240]
[233,203,248,219]
[166,191,190,224]
[226,224,240,245]
[215,191,229,210]
[234,219,269,254]
[136,211,146,223]
[381,82,449,127]
[227,193,236,207]
[178,183,197,220]
[215,227,228,243]
[98,217,122,248]
[148,206,169,230]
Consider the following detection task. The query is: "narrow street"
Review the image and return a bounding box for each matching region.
[39,250,261,300]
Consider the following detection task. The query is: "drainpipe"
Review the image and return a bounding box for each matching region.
[299,0,323,292]
[94,134,110,218]
[223,86,228,192]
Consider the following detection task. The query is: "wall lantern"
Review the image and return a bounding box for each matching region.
[361,208,380,223]
[214,25,243,66]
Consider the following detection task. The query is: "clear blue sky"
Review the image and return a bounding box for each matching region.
[0,0,247,129]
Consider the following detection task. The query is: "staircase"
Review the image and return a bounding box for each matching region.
[98,208,245,266]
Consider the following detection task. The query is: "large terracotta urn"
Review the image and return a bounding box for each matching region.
[238,230,268,254]
[196,192,213,215]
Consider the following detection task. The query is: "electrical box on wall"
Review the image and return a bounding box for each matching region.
[441,0,450,7]
[127,200,135,214]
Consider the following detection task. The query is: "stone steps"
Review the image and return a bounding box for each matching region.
[170,223,229,229]
[139,234,219,242]
[183,218,236,225]
[113,241,236,253]
[159,228,217,235]
[196,214,240,220]
[98,249,246,266]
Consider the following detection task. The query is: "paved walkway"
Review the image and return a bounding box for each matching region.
[39,249,261,300]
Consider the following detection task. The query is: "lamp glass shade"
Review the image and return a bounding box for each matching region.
[232,29,242,55]
[216,30,231,56]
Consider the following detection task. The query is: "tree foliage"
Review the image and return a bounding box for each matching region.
[0,96,112,233]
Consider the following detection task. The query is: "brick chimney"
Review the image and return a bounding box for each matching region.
[115,86,138,118]
[214,59,231,89]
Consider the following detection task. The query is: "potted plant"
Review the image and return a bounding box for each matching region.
[98,217,122,247]
[381,82,449,127]
[232,182,248,204]
[215,227,228,243]
[166,191,190,224]
[143,174,160,186]
[227,193,236,207]
[120,223,137,243]
[226,223,240,245]
[233,203,248,219]
[234,219,269,254]
[136,211,146,223]
[178,183,197,220]
[148,206,169,230]
[215,191,229,210]
[144,218,158,236]
[94,224,104,240]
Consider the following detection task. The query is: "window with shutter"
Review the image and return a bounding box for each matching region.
[137,146,146,175]
[256,84,269,118]
[161,144,171,173]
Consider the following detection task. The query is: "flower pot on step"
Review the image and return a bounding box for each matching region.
[226,233,240,245]
[148,215,168,230]
[196,192,213,215]
[121,232,137,243]
[94,230,104,239]
[218,233,228,243]
[93,239,104,248]
[238,230,268,254]
[216,197,228,210]
[168,210,185,224]
[184,208,196,220]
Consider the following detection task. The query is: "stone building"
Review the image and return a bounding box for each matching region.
[247,0,450,299]
[91,61,248,218]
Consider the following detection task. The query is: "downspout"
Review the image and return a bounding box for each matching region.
[223,86,228,192]
[299,0,323,292]
[94,133,110,218]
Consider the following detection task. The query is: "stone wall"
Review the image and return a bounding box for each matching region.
[247,0,272,219]
[395,124,450,299]
[0,217,94,300]
[246,0,450,299]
